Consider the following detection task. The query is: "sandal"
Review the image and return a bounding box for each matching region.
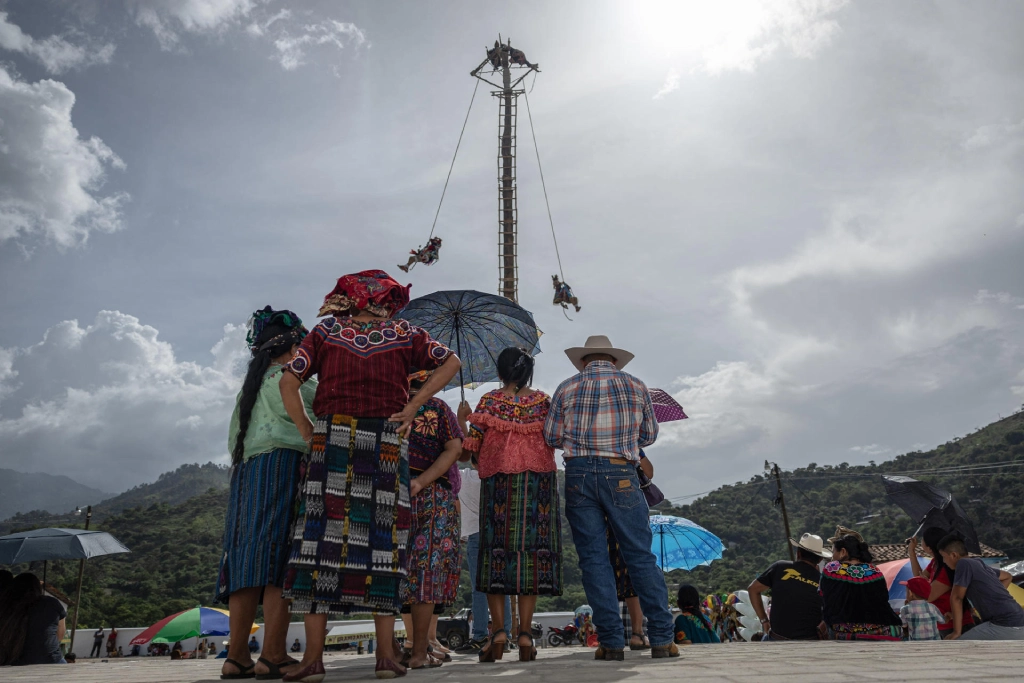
[221,658,256,680]
[282,660,325,683]
[410,652,444,669]
[478,629,507,663]
[517,633,537,662]
[629,633,650,651]
[375,657,407,679]
[427,645,451,663]
[255,657,300,680]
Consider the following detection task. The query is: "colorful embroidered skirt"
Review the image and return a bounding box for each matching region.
[215,448,302,604]
[476,470,562,596]
[828,623,903,641]
[401,483,460,605]
[282,415,410,615]
[607,526,637,600]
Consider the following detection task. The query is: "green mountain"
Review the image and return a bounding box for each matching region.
[665,411,1024,594]
[0,462,230,534]
[0,470,110,521]
[9,411,1023,627]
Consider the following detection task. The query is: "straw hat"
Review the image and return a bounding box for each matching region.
[789,533,832,558]
[828,525,864,543]
[564,335,635,372]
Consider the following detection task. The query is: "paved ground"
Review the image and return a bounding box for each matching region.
[5,641,1024,683]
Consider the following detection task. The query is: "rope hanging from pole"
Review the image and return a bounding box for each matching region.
[428,80,480,241]
[523,89,564,280]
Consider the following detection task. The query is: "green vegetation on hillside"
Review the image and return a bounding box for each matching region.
[669,411,1024,594]
[8,412,1023,626]
[1,463,229,534]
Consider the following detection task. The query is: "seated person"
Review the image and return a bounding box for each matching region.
[248,635,260,653]
[820,535,903,640]
[938,535,1024,640]
[899,577,946,640]
[748,533,829,640]
[0,572,67,665]
[674,584,720,644]
[291,638,302,653]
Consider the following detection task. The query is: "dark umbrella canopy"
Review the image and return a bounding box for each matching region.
[882,476,981,554]
[0,528,130,564]
[399,290,541,393]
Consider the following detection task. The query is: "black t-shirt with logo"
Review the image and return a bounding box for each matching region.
[755,560,822,639]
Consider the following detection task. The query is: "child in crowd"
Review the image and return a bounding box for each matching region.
[674,585,721,645]
[899,577,945,640]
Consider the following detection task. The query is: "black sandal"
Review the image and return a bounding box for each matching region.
[478,629,507,663]
[220,658,256,680]
[255,656,300,680]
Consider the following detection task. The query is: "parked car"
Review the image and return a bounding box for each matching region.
[436,608,470,650]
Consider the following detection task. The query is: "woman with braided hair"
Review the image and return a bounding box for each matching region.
[457,347,563,664]
[216,306,314,680]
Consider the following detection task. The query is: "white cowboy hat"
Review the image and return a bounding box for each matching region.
[789,533,832,558]
[564,335,635,372]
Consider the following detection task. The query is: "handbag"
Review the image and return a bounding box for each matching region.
[636,465,665,507]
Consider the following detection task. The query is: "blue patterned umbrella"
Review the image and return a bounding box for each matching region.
[399,290,541,399]
[649,515,724,571]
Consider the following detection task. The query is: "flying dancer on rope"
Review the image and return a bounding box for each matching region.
[398,236,443,273]
[551,274,581,313]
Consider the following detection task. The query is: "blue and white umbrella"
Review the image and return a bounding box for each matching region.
[649,515,723,571]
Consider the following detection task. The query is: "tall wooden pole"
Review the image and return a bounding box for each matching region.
[499,40,517,302]
[69,505,92,655]
[769,464,795,561]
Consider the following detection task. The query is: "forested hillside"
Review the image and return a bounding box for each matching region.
[0,470,109,520]
[0,463,229,534]
[669,411,1024,594]
[9,411,1023,626]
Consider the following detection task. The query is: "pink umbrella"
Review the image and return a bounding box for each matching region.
[650,389,688,423]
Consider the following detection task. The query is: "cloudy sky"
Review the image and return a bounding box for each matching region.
[1,0,1023,501]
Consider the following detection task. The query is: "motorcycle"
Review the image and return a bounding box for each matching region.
[546,622,580,647]
[531,622,543,639]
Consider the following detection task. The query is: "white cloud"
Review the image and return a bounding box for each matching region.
[849,444,890,457]
[963,120,1024,151]
[975,289,1024,309]
[246,8,290,37]
[639,0,847,96]
[0,311,246,491]
[0,11,115,74]
[272,20,367,71]
[653,69,679,100]
[0,65,128,248]
[132,0,256,50]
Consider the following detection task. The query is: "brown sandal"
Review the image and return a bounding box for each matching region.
[478,629,506,663]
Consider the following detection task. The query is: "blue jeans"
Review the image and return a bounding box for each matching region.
[959,621,1024,640]
[563,457,674,649]
[465,532,512,640]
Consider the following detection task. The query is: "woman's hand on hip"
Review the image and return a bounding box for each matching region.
[390,401,419,437]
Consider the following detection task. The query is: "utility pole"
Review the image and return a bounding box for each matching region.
[69,505,92,654]
[766,462,795,562]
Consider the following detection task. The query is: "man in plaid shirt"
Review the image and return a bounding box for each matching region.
[544,335,677,661]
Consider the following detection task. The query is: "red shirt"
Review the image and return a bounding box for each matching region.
[287,317,452,418]
[929,560,974,630]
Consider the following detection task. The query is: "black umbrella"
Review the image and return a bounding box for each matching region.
[399,290,541,400]
[882,475,981,554]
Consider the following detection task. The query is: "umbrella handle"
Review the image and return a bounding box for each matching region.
[454,314,466,403]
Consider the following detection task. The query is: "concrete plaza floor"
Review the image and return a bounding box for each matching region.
[4,641,1024,683]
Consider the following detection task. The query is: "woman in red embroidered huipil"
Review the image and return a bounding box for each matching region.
[457,348,562,663]
[278,270,461,681]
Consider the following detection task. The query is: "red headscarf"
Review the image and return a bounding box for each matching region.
[318,269,412,318]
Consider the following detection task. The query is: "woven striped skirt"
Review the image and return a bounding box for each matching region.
[282,414,410,615]
[215,448,302,604]
[401,483,460,605]
[476,470,562,596]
